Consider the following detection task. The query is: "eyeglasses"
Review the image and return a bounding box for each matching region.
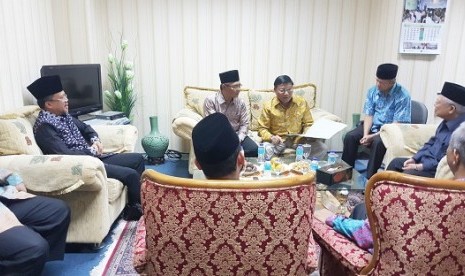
[226,83,242,89]
[48,94,68,103]
[277,88,293,94]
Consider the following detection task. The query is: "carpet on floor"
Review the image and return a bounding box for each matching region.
[91,220,139,276]
[145,156,190,178]
[42,218,127,276]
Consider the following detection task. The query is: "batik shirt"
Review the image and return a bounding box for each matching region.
[204,91,249,142]
[363,83,411,133]
[257,95,313,141]
[33,110,100,156]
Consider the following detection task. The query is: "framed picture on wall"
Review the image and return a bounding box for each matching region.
[399,0,448,55]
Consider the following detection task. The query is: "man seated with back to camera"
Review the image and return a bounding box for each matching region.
[27,75,144,221]
[257,75,327,159]
[192,112,245,180]
[204,69,258,157]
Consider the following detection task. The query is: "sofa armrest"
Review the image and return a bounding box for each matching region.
[93,124,138,153]
[311,107,343,122]
[380,123,438,167]
[0,154,107,195]
[172,108,203,141]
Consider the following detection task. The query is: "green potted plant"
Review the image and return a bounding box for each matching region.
[104,38,136,120]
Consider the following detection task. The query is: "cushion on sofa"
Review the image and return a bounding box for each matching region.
[249,83,316,131]
[183,86,251,116]
[92,125,139,153]
[380,123,438,154]
[0,115,42,155]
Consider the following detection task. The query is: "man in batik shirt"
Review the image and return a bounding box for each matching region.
[204,69,258,157]
[27,75,144,221]
[342,63,411,178]
[257,75,327,159]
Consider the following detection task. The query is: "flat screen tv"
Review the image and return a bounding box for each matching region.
[40,64,103,117]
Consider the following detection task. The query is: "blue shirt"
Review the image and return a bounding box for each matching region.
[413,113,465,172]
[363,83,411,133]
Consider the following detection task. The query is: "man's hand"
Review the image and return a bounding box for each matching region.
[402,158,422,171]
[92,141,104,155]
[270,135,283,145]
[359,134,375,146]
[15,183,27,193]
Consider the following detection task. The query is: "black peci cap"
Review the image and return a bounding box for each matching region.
[440,82,465,106]
[192,113,239,165]
[27,75,63,100]
[219,70,240,84]
[376,63,398,80]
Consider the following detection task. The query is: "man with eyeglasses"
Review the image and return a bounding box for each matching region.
[257,75,327,158]
[204,69,258,157]
[387,82,465,177]
[27,75,144,221]
[342,63,411,178]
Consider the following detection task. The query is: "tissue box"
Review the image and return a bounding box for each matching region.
[316,161,353,185]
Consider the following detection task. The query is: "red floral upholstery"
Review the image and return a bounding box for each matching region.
[313,171,465,276]
[364,172,465,275]
[313,219,371,275]
[137,170,317,276]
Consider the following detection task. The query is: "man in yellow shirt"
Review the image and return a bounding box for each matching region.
[258,75,327,159]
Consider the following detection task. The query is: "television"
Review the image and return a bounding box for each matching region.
[40,64,103,117]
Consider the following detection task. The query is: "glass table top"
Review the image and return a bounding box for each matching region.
[246,156,368,192]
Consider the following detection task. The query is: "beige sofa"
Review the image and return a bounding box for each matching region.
[379,123,452,179]
[0,105,138,244]
[172,84,342,174]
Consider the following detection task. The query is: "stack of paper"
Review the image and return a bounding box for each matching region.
[288,118,348,139]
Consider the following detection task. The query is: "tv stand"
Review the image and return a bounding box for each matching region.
[78,114,97,121]
[84,117,131,126]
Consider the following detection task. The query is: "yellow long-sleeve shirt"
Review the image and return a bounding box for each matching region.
[257,95,314,141]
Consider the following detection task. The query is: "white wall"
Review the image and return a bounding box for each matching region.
[1,0,465,152]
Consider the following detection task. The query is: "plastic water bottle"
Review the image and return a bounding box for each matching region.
[310,157,319,172]
[264,161,272,178]
[295,144,304,162]
[257,143,265,163]
[327,151,338,165]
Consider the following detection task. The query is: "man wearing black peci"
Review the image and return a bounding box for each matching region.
[204,70,258,157]
[28,75,144,221]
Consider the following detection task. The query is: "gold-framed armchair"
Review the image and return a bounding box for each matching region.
[134,170,318,275]
[313,171,465,275]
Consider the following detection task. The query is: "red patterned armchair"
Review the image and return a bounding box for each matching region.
[133,169,317,275]
[313,171,465,275]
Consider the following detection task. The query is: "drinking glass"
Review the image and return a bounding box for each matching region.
[302,144,312,160]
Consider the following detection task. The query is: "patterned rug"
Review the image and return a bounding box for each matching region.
[91,220,139,276]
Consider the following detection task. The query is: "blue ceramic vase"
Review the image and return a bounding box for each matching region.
[141,116,169,160]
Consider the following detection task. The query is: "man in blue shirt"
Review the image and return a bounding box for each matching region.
[342,63,411,178]
[387,82,465,177]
